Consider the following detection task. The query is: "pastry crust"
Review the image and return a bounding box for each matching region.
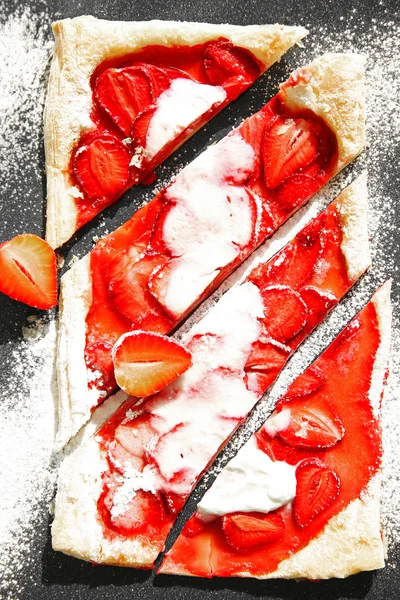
[44,16,307,248]
[281,53,366,170]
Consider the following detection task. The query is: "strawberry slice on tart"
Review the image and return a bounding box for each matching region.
[160,282,391,579]
[56,54,366,448]
[44,16,308,248]
[52,175,372,569]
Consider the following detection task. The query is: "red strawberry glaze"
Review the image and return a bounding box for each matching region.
[84,92,338,402]
[92,199,356,554]
[163,300,381,578]
[68,40,262,229]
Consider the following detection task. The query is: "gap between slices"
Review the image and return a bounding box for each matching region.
[46,20,308,248]
[159,282,390,578]
[51,174,371,569]
[56,53,366,448]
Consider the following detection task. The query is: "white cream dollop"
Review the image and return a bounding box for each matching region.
[197,436,297,521]
[145,78,227,160]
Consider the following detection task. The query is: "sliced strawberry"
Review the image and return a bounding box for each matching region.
[0,234,57,309]
[244,338,290,393]
[182,514,206,538]
[256,430,316,466]
[204,41,260,88]
[114,417,157,459]
[239,111,277,184]
[163,492,186,517]
[73,136,131,201]
[221,512,285,552]
[107,439,144,473]
[130,106,157,149]
[106,252,167,325]
[113,331,192,397]
[94,65,154,136]
[273,173,321,215]
[278,394,345,449]
[263,116,321,189]
[293,459,340,528]
[261,285,308,343]
[300,286,338,332]
[284,365,326,399]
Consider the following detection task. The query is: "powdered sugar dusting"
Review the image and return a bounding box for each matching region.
[0,316,57,599]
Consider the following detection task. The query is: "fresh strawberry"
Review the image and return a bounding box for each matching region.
[300,286,338,332]
[278,394,345,449]
[283,365,326,399]
[244,338,290,393]
[256,430,316,466]
[0,234,57,309]
[106,251,167,325]
[261,285,308,343]
[113,331,192,397]
[182,514,206,537]
[263,117,320,189]
[130,106,157,149]
[94,65,154,136]
[221,512,285,552]
[73,135,131,201]
[163,492,186,516]
[293,459,340,527]
[204,40,260,87]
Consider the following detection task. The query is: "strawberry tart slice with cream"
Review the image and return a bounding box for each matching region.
[160,281,391,579]
[57,53,366,448]
[52,175,371,568]
[44,16,307,248]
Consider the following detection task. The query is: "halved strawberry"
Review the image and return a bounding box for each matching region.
[300,286,338,332]
[0,234,57,309]
[73,135,131,201]
[263,117,320,189]
[256,430,316,466]
[113,331,192,397]
[94,65,154,136]
[204,41,260,88]
[106,252,167,325]
[130,106,157,149]
[221,512,285,552]
[278,395,345,449]
[283,365,326,399]
[261,285,308,343]
[293,459,340,527]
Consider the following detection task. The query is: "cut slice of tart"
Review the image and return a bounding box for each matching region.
[160,281,391,579]
[44,16,307,248]
[56,53,366,448]
[51,175,371,567]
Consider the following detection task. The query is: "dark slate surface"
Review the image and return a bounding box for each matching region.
[0,0,399,598]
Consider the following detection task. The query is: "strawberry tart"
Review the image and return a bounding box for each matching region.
[51,174,371,568]
[44,16,307,248]
[160,281,391,579]
[56,53,366,448]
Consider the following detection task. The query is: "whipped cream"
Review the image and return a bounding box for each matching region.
[145,78,226,160]
[142,281,265,496]
[197,436,297,520]
[154,133,257,318]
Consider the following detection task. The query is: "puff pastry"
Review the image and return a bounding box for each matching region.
[54,53,366,451]
[44,16,307,248]
[52,175,372,569]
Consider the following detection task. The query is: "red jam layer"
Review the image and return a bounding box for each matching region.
[85,91,339,402]
[163,300,381,578]
[69,40,262,229]
[94,199,352,557]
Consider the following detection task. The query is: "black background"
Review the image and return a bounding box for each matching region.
[0,0,399,598]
